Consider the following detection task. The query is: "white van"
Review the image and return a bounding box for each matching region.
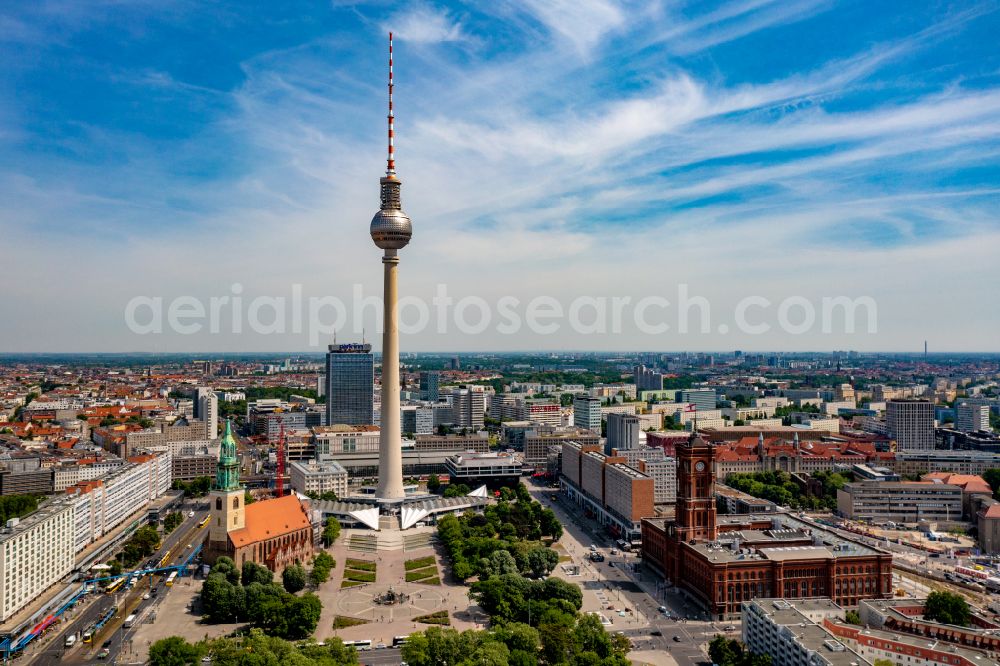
[65,635,77,648]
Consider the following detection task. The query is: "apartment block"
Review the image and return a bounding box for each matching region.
[0,500,75,622]
[742,598,870,666]
[561,441,655,541]
[887,399,935,452]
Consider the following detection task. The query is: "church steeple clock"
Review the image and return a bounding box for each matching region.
[674,433,717,543]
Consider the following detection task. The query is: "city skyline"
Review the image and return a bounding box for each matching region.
[1,1,998,353]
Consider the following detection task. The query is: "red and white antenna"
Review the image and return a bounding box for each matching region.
[387,31,395,175]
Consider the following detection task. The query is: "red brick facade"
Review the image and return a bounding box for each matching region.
[641,434,893,619]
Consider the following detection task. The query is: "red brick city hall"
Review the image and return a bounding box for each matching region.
[641,434,893,620]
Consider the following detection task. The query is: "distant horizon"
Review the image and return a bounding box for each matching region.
[2,350,999,358]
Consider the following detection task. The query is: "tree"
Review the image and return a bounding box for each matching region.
[539,508,562,541]
[282,593,322,639]
[709,636,744,666]
[322,517,341,547]
[984,469,1000,499]
[427,474,441,493]
[923,590,971,626]
[149,636,202,666]
[310,551,334,586]
[282,564,307,594]
[443,483,471,498]
[480,550,519,579]
[845,610,861,625]
[873,660,894,666]
[242,561,273,587]
[526,547,559,578]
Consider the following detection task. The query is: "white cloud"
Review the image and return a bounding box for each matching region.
[385,4,464,43]
[1,1,998,352]
[516,0,624,55]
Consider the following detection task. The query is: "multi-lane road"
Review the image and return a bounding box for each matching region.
[28,501,209,666]
[527,483,717,666]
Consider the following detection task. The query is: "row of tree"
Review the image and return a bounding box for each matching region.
[171,476,212,497]
[150,629,357,666]
[724,469,850,510]
[402,617,630,666]
[117,525,161,569]
[200,558,322,639]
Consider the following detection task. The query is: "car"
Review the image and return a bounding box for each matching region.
[658,605,668,613]
[651,630,663,636]
[673,636,681,642]
[725,625,737,632]
[201,657,212,663]
[143,593,151,600]
[102,640,112,648]
[186,543,192,549]
[376,643,387,649]
[97,648,110,659]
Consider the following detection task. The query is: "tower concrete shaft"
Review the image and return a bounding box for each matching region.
[375,251,405,499]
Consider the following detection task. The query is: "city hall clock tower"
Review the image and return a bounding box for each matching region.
[674,433,717,544]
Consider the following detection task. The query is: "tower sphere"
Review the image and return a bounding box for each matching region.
[370,175,412,250]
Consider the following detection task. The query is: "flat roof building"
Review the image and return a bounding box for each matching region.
[836,481,962,524]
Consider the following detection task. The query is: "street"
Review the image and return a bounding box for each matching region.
[28,500,209,666]
[528,482,718,666]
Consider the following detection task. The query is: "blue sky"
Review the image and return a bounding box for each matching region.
[1,0,998,352]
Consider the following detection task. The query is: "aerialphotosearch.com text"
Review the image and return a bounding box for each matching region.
[124,283,878,345]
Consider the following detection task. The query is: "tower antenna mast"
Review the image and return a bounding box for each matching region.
[387,31,395,175]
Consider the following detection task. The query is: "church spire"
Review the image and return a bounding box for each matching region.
[215,419,241,492]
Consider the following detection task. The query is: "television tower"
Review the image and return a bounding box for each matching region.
[370,32,411,500]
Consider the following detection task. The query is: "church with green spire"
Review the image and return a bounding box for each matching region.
[206,419,246,560]
[203,418,315,572]
[215,419,241,492]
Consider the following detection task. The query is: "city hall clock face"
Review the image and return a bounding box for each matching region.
[695,461,706,471]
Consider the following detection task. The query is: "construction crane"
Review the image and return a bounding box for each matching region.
[275,416,286,498]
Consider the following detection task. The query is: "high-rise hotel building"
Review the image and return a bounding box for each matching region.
[325,343,375,426]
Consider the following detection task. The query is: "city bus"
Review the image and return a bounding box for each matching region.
[123,614,137,629]
[82,628,94,644]
[198,516,210,528]
[159,549,172,567]
[344,640,371,651]
[393,636,410,647]
[165,571,177,587]
[105,578,125,594]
